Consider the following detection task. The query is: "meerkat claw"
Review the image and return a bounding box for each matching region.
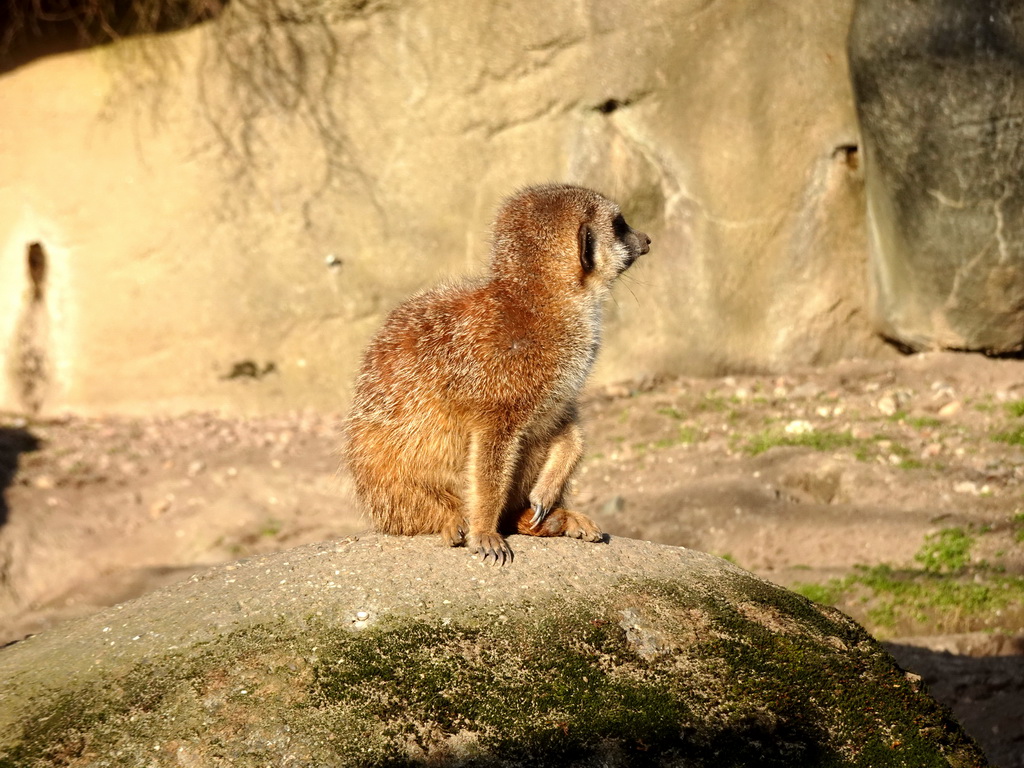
[470,532,513,566]
[483,548,505,566]
[530,504,549,527]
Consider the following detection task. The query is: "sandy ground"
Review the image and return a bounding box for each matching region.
[1,351,1022,766]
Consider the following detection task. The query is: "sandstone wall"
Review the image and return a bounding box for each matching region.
[0,0,890,415]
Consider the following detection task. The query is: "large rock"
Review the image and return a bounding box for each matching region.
[0,535,984,766]
[850,0,1024,352]
[0,1,889,416]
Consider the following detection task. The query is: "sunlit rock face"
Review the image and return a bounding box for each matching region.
[0,1,887,416]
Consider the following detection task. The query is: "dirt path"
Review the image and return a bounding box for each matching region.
[1,351,1022,765]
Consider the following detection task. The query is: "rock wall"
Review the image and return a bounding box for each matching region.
[850,0,1024,353]
[0,0,889,415]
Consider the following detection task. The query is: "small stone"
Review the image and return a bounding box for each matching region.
[877,395,898,416]
[937,401,962,418]
[604,383,631,399]
[150,497,173,518]
[602,496,626,515]
[784,420,814,435]
[791,382,823,399]
[953,481,979,496]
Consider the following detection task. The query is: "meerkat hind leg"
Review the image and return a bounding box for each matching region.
[514,506,604,542]
[439,516,468,547]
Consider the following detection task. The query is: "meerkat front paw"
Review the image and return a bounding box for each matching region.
[467,531,513,566]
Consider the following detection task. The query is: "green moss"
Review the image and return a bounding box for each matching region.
[1005,399,1024,418]
[906,415,943,429]
[0,624,297,766]
[622,576,978,767]
[312,610,695,763]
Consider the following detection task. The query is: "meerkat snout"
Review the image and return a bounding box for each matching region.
[345,184,652,565]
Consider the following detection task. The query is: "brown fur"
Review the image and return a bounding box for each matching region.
[344,184,651,563]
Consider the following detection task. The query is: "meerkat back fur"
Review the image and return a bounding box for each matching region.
[345,184,651,564]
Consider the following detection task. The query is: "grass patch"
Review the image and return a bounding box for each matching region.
[984,397,1024,445]
[745,429,859,456]
[993,426,1024,446]
[260,518,282,537]
[1013,511,1024,544]
[695,395,732,413]
[914,528,973,573]
[906,416,942,429]
[796,564,1022,632]
[885,442,925,470]
[653,426,701,449]
[794,527,1024,635]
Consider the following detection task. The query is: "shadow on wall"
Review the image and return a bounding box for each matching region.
[0,427,39,528]
[0,0,228,74]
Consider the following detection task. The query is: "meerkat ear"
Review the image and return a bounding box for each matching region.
[578,223,596,273]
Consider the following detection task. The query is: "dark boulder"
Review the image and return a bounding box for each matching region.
[850,0,1024,353]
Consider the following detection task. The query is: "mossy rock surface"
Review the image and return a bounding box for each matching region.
[0,535,985,767]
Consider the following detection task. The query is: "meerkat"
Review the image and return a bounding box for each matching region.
[344,184,651,564]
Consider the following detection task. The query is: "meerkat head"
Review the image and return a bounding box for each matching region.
[490,184,651,295]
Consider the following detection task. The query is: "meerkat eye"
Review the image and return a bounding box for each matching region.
[578,223,596,273]
[611,213,630,240]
